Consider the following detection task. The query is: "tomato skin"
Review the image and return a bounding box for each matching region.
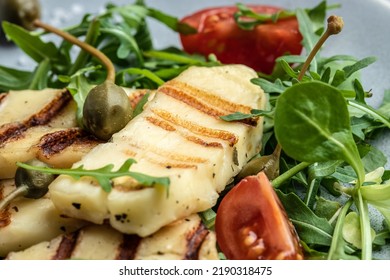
[179,6,302,74]
[215,172,303,260]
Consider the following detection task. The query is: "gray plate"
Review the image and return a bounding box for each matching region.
[1,0,389,259]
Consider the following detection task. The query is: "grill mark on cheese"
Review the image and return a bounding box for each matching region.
[152,108,238,146]
[160,81,258,126]
[146,116,176,132]
[52,231,79,260]
[159,84,227,119]
[36,128,101,159]
[123,148,198,171]
[184,222,209,260]
[0,93,6,103]
[25,89,72,126]
[146,116,223,148]
[116,234,142,260]
[165,80,253,114]
[0,89,72,148]
[0,123,27,148]
[0,208,11,228]
[126,142,207,165]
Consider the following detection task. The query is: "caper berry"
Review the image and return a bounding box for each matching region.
[82,81,133,141]
[0,159,55,211]
[0,0,41,31]
[15,159,55,199]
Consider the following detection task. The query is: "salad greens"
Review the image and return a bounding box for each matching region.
[1,0,389,259]
[16,159,170,195]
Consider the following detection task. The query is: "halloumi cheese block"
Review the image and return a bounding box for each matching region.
[0,88,145,179]
[6,214,218,260]
[0,88,77,179]
[49,65,266,237]
[0,179,87,257]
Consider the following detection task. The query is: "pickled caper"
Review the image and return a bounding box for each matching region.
[0,0,41,31]
[15,159,55,198]
[32,20,134,141]
[0,159,54,211]
[83,81,133,141]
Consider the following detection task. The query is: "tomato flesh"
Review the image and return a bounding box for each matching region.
[179,5,303,74]
[215,172,303,260]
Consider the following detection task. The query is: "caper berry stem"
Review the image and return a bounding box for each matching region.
[33,19,116,83]
[297,15,344,81]
[0,185,28,211]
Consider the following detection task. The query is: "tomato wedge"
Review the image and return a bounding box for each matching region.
[215,172,303,260]
[179,5,303,74]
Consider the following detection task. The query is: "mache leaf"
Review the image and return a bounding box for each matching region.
[274,81,365,185]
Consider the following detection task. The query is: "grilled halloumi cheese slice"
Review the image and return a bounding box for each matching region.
[0,88,149,179]
[49,65,266,237]
[6,214,218,260]
[0,88,78,179]
[0,179,87,257]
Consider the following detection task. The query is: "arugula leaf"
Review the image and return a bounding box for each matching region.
[0,65,34,91]
[148,7,196,34]
[233,3,295,30]
[58,66,99,126]
[133,91,150,117]
[2,21,58,63]
[29,58,51,90]
[220,109,273,122]
[16,159,170,196]
[296,9,320,72]
[277,191,334,246]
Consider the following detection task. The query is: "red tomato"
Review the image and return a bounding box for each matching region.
[179,5,302,74]
[215,172,303,260]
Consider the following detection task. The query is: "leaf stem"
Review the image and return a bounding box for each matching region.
[0,185,28,211]
[272,161,311,188]
[33,19,116,83]
[68,19,100,76]
[297,15,344,81]
[355,189,372,260]
[327,198,353,259]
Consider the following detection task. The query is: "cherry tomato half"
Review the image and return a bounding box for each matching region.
[215,172,303,260]
[179,5,303,74]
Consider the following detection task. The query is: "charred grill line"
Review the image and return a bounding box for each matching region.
[161,81,258,126]
[0,209,11,228]
[25,90,72,126]
[36,128,101,158]
[184,222,209,260]
[116,234,142,260]
[0,89,72,148]
[0,123,27,148]
[0,93,6,104]
[52,230,80,260]
[125,141,207,165]
[146,116,223,148]
[164,80,253,115]
[152,108,238,146]
[123,147,199,171]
